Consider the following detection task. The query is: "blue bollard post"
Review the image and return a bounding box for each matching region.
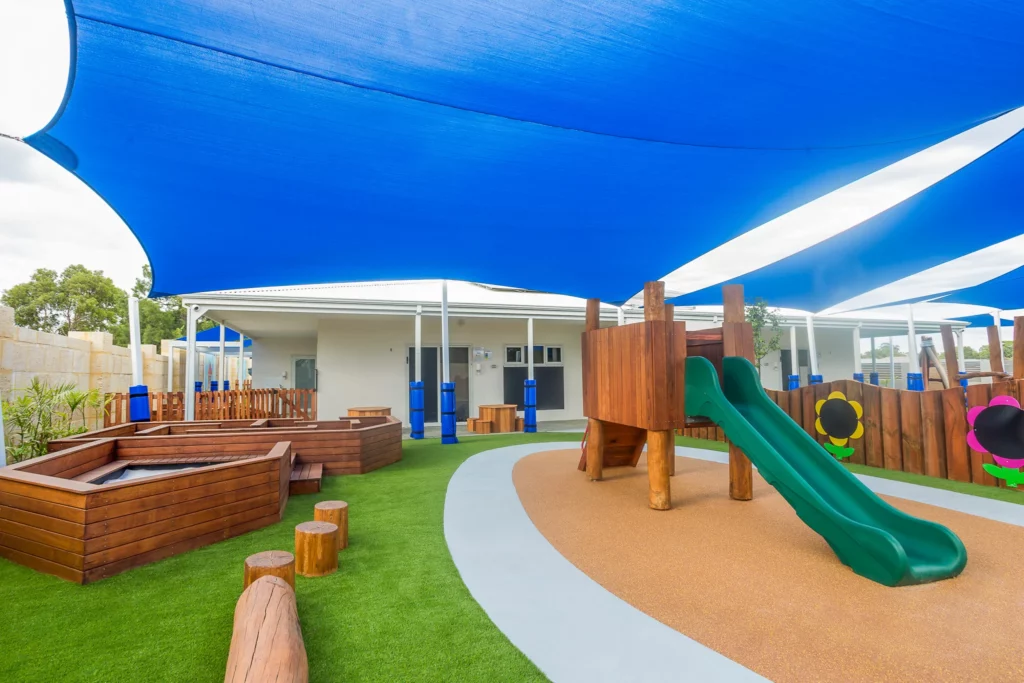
[809,375,823,385]
[128,384,151,422]
[524,379,537,433]
[869,372,880,386]
[223,381,231,391]
[409,381,424,440]
[853,372,864,382]
[907,372,923,391]
[195,381,203,393]
[787,374,800,390]
[441,382,458,445]
[959,371,968,390]
[210,380,218,392]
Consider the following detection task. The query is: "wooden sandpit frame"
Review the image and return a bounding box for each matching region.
[49,417,403,476]
[0,438,294,584]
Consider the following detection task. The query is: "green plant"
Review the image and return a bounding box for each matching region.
[746,298,783,377]
[2,378,105,463]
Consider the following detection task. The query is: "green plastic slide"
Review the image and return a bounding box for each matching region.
[685,356,967,586]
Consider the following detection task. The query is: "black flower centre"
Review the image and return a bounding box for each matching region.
[819,399,858,439]
[974,404,1024,460]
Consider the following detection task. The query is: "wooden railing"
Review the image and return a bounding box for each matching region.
[105,389,317,426]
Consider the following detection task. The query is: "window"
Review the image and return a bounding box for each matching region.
[504,345,562,366]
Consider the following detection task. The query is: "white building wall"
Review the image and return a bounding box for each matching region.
[313,315,585,424]
[250,337,317,390]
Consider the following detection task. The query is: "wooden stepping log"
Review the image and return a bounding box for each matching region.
[314,501,349,550]
[225,576,308,683]
[243,550,296,590]
[294,522,338,577]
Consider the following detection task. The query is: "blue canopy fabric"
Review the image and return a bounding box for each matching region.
[928,266,1024,312]
[27,1,1024,302]
[177,327,252,345]
[669,131,1024,313]
[948,314,1013,328]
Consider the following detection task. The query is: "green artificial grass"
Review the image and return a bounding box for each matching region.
[675,434,729,452]
[844,462,1024,506]
[0,432,580,683]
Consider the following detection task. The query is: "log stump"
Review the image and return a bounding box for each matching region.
[295,521,338,577]
[314,501,349,550]
[225,576,308,683]
[243,550,296,590]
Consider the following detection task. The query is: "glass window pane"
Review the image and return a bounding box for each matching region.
[532,346,544,365]
[547,347,561,363]
[506,346,522,363]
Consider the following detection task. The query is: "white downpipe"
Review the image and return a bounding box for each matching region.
[238,334,245,389]
[889,335,897,388]
[127,296,143,386]
[441,281,450,384]
[218,324,226,388]
[805,316,819,376]
[415,305,422,383]
[185,306,198,421]
[527,317,535,381]
[956,329,966,373]
[907,304,918,368]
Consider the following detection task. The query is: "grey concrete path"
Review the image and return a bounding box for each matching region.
[445,443,768,683]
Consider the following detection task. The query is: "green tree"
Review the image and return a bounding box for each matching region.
[746,299,783,377]
[1,265,126,335]
[109,265,205,346]
[863,342,900,359]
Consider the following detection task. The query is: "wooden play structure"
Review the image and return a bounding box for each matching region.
[578,282,756,509]
[467,404,524,434]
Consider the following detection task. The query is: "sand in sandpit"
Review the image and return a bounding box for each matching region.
[513,449,1024,683]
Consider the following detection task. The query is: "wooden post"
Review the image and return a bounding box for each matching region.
[225,576,308,683]
[1014,317,1024,379]
[243,550,296,590]
[722,285,753,501]
[644,282,672,510]
[586,418,604,481]
[939,325,960,388]
[988,325,1005,374]
[585,298,600,333]
[314,501,349,550]
[294,522,338,577]
[664,302,676,476]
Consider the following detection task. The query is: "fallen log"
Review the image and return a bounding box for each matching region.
[225,576,308,683]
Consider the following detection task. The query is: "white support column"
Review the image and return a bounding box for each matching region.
[184,306,198,421]
[956,329,966,373]
[906,304,918,367]
[789,325,798,360]
[852,325,862,374]
[889,335,897,388]
[441,281,450,384]
[218,324,226,388]
[127,296,144,386]
[805,316,819,376]
[527,317,535,380]
[870,337,877,371]
[415,305,423,382]
[238,334,245,389]
[617,306,625,326]
[167,344,175,392]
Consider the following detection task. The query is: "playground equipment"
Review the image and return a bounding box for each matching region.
[579,283,966,586]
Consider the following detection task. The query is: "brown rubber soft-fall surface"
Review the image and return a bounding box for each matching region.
[513,449,1024,683]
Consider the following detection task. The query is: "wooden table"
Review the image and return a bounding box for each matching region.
[347,406,391,417]
[477,404,519,433]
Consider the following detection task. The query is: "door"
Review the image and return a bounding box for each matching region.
[293,357,317,390]
[409,347,439,423]
[449,347,470,422]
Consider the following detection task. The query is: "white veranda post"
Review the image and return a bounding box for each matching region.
[185,306,198,420]
[617,306,625,326]
[127,296,143,386]
[441,281,450,384]
[956,329,966,372]
[906,304,918,369]
[889,336,897,388]
[415,305,422,383]
[238,334,246,389]
[218,324,226,388]
[805,316,819,376]
[527,317,535,381]
[852,325,862,374]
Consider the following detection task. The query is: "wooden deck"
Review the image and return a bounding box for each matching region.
[289,463,323,495]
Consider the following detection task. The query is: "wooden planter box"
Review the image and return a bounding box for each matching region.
[0,439,294,584]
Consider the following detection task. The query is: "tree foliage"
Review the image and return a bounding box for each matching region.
[746,299,783,374]
[1,266,126,335]
[109,266,214,346]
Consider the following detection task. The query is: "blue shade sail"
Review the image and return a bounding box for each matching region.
[669,133,1024,313]
[27,1,1024,299]
[947,314,1014,328]
[177,327,251,345]
[931,267,1024,312]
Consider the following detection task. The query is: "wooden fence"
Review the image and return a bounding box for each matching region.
[105,389,317,426]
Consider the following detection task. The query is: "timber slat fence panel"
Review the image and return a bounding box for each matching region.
[760,381,1023,493]
[105,389,316,426]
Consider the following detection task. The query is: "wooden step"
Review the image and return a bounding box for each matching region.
[289,462,323,495]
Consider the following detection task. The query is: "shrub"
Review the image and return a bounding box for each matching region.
[2,379,107,463]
